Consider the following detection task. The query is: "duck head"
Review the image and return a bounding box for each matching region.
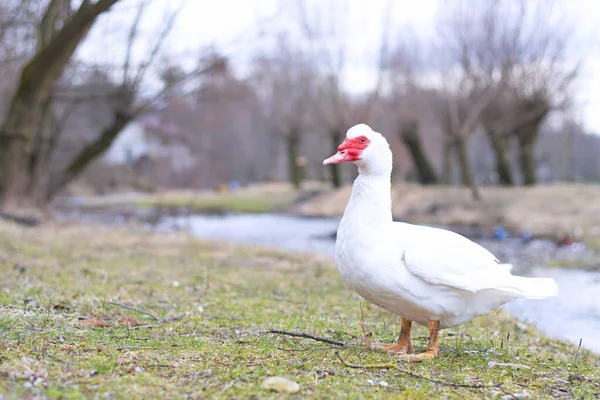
[323,123,392,176]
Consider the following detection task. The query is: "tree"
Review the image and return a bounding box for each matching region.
[189,51,266,188]
[444,0,578,186]
[399,119,438,185]
[434,1,512,199]
[0,0,121,204]
[385,36,439,185]
[250,35,316,189]
[0,0,190,205]
[295,0,389,188]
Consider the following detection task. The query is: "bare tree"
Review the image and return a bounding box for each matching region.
[250,35,316,189]
[296,0,389,187]
[0,0,121,204]
[434,0,510,199]
[443,0,579,186]
[44,0,187,201]
[386,36,439,185]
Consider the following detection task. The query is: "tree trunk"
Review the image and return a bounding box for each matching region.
[329,129,344,188]
[518,138,537,186]
[515,118,544,186]
[455,135,481,201]
[399,121,438,185]
[286,134,302,189]
[442,140,454,185]
[25,96,53,204]
[47,111,131,201]
[486,131,514,186]
[0,110,33,201]
[0,0,120,204]
[512,99,549,186]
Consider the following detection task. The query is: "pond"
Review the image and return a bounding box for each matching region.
[157,213,600,352]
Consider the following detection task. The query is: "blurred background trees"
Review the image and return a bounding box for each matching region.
[0,0,596,207]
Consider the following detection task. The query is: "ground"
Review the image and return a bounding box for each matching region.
[0,221,598,399]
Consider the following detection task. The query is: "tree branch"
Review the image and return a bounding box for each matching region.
[268,329,347,347]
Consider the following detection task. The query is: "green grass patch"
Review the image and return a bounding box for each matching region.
[0,222,598,399]
[136,193,291,214]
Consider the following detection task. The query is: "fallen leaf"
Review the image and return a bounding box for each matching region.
[116,316,144,327]
[262,376,300,394]
[58,344,75,351]
[77,318,110,327]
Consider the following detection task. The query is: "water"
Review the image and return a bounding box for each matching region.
[161,213,340,257]
[159,213,600,352]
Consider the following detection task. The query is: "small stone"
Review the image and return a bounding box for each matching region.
[172,281,180,287]
[89,370,99,377]
[501,391,530,400]
[378,381,388,387]
[197,305,204,313]
[261,376,300,394]
[488,362,531,370]
[22,382,33,389]
[488,390,502,398]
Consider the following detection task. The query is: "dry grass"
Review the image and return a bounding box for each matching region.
[0,220,598,399]
[294,183,600,244]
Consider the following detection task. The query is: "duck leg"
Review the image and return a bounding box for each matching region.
[398,319,439,361]
[374,317,413,354]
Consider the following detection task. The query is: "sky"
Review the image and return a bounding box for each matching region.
[80,0,600,133]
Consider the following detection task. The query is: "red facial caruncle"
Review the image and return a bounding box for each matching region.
[323,135,371,165]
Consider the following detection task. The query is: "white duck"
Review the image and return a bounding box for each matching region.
[323,123,558,360]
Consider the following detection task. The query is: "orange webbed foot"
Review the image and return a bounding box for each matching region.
[397,349,438,362]
[373,340,413,355]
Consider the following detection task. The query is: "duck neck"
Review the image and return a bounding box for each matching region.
[344,172,393,225]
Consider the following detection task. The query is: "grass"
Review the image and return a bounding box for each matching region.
[295,182,600,245]
[63,183,311,215]
[135,192,291,214]
[0,221,598,399]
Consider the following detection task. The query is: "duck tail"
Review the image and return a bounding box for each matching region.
[498,276,559,299]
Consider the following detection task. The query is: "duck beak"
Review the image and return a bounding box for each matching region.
[324,139,354,165]
[323,151,348,165]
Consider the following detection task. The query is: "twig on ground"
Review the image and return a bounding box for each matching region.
[335,351,518,397]
[116,346,159,350]
[277,347,312,352]
[574,338,582,361]
[106,301,160,321]
[268,329,347,347]
[126,324,156,330]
